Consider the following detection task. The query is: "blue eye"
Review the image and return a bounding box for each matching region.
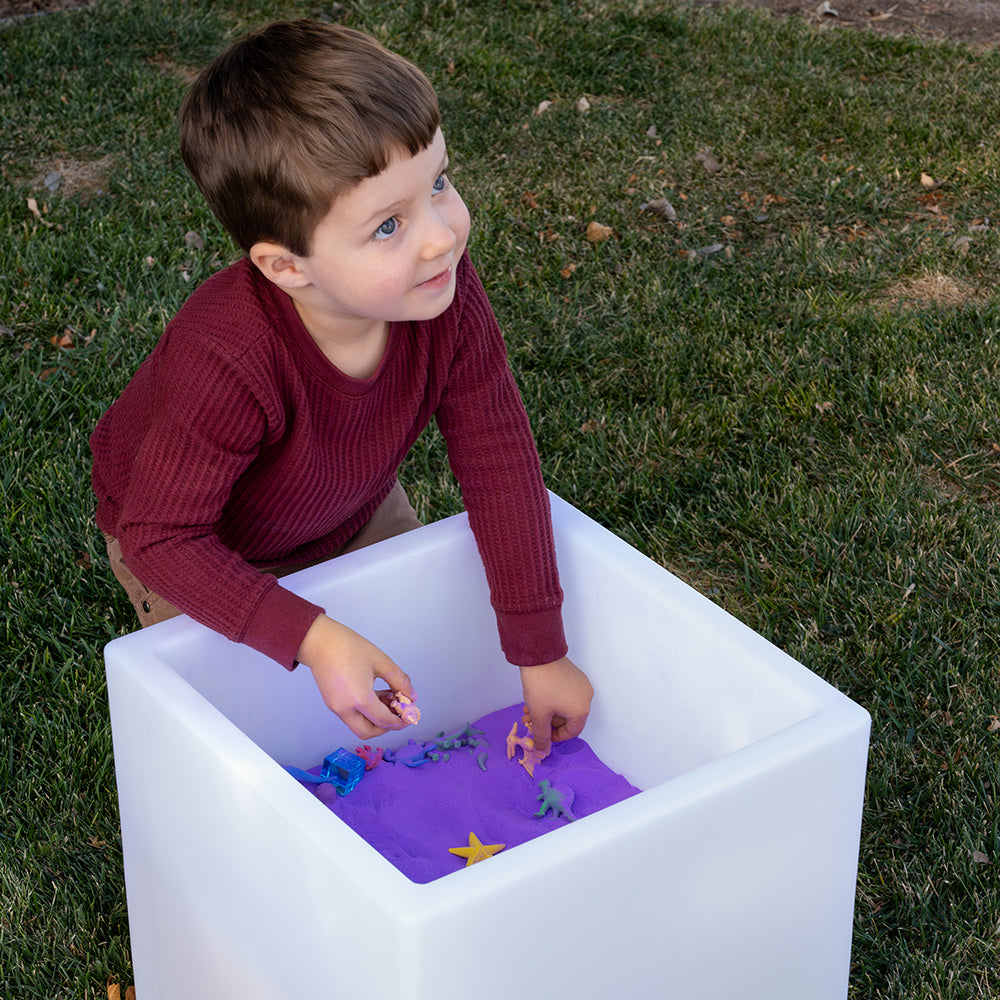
[374,217,398,240]
[432,174,447,192]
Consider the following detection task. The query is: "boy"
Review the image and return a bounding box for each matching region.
[90,20,592,752]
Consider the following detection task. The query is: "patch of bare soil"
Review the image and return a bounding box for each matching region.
[3,0,1000,46]
[30,154,114,199]
[0,0,90,17]
[687,0,1000,48]
[878,273,992,308]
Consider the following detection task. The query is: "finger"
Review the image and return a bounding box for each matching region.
[375,661,415,701]
[553,712,588,743]
[528,709,554,756]
[357,689,407,732]
[342,710,390,740]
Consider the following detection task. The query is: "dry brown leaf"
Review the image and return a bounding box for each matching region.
[126,988,136,1000]
[27,197,54,226]
[696,149,722,175]
[972,850,990,864]
[920,172,937,189]
[585,221,613,243]
[640,198,677,222]
[107,981,121,1000]
[988,716,1000,732]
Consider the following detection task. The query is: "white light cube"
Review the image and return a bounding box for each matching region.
[105,494,869,1000]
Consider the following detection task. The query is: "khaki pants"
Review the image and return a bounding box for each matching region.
[104,482,422,627]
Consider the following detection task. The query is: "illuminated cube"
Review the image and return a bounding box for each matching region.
[104,494,870,1000]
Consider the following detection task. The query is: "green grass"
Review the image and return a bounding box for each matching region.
[2,0,999,995]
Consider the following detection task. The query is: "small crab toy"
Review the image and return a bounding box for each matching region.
[353,745,384,771]
[506,705,547,778]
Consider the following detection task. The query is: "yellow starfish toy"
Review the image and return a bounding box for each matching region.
[448,832,506,867]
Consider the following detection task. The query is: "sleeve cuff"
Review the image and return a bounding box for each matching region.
[494,605,568,667]
[240,579,325,670]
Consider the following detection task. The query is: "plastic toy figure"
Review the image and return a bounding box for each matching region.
[505,707,546,777]
[427,723,490,764]
[448,832,506,867]
[389,691,421,726]
[353,745,384,770]
[283,747,366,795]
[383,738,438,767]
[321,748,366,795]
[534,779,575,821]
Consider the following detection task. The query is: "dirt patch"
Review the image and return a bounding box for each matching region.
[0,0,90,17]
[687,0,1000,48]
[4,0,999,46]
[878,273,992,308]
[30,154,114,200]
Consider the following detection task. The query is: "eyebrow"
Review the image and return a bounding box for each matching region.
[359,153,450,231]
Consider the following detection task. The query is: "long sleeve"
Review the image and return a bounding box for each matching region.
[434,261,567,665]
[91,253,566,670]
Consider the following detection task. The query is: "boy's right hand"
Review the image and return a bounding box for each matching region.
[296,614,415,738]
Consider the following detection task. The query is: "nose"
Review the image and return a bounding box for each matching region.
[420,209,458,261]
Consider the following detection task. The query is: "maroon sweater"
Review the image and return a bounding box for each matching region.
[91,252,567,669]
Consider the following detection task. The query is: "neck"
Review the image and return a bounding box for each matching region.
[292,298,390,380]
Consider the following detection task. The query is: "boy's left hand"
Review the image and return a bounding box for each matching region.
[518,655,594,759]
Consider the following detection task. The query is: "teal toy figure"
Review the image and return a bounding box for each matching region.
[534,779,575,821]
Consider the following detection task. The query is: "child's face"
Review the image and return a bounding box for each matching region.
[293,129,471,334]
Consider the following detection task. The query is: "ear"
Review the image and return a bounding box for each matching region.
[249,241,311,290]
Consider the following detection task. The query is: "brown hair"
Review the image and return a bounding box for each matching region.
[179,20,440,256]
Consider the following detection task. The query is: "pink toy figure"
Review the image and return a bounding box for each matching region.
[505,706,547,777]
[353,745,384,771]
[389,691,421,726]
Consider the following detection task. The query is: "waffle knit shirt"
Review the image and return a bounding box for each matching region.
[90,252,567,670]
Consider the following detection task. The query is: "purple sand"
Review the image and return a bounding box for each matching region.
[294,703,641,883]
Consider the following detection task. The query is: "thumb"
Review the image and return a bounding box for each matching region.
[552,712,584,743]
[527,708,553,757]
[375,660,414,701]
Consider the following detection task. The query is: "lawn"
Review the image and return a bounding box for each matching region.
[2,0,998,996]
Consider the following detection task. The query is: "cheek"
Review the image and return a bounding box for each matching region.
[450,196,472,247]
[367,263,416,301]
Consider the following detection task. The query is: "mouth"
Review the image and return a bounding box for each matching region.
[415,265,453,290]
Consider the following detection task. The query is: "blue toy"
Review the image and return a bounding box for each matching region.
[283,748,366,796]
[321,748,366,794]
[382,738,439,767]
